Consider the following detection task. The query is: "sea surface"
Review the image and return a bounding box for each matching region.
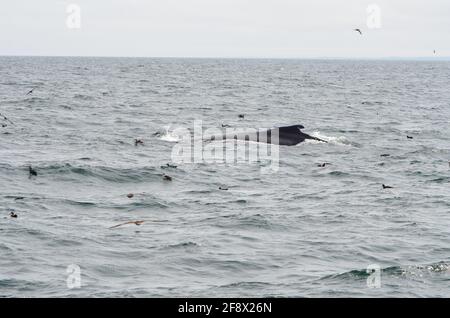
[1,56,450,297]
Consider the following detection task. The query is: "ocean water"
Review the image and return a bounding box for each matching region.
[1,56,450,297]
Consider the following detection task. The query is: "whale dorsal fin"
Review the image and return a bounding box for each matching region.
[277,125,305,135]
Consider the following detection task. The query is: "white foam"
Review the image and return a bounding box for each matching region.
[159,126,183,142]
[305,131,352,146]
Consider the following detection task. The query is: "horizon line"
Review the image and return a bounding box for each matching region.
[1,54,450,61]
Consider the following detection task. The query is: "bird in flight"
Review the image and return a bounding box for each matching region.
[354,29,362,35]
[0,113,14,125]
[109,220,145,229]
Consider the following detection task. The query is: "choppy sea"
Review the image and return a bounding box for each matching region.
[1,56,449,297]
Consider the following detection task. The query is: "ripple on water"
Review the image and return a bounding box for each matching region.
[2,57,450,297]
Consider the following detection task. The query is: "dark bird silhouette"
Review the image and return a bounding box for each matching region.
[317,163,331,168]
[407,135,413,139]
[134,139,144,146]
[219,186,229,191]
[0,113,14,125]
[380,154,390,157]
[163,174,172,181]
[109,220,144,229]
[382,184,394,189]
[26,88,34,95]
[126,193,134,199]
[28,166,37,177]
[1,124,6,128]
[10,212,18,218]
[161,163,177,169]
[238,114,245,119]
[354,28,362,35]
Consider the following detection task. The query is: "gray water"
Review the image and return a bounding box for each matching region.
[1,56,450,297]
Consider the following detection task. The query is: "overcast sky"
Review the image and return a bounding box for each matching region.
[1,0,449,58]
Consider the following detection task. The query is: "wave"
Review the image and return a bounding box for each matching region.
[164,242,199,249]
[157,126,184,142]
[217,281,276,289]
[321,261,450,281]
[306,131,354,146]
[0,278,51,290]
[25,96,47,103]
[21,163,159,183]
[74,94,95,101]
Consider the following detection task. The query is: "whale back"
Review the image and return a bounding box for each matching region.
[207,124,320,146]
[276,125,305,136]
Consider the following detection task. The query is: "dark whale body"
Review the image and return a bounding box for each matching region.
[209,125,327,146]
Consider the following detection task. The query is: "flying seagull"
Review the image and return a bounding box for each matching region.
[109,219,167,229]
[0,112,14,125]
[109,220,145,229]
[354,29,362,35]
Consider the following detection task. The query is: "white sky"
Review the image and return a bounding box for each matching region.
[1,0,449,58]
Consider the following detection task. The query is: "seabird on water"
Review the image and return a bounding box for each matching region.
[26,88,34,95]
[161,163,177,169]
[29,166,37,177]
[354,28,362,35]
[134,139,144,146]
[382,184,394,189]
